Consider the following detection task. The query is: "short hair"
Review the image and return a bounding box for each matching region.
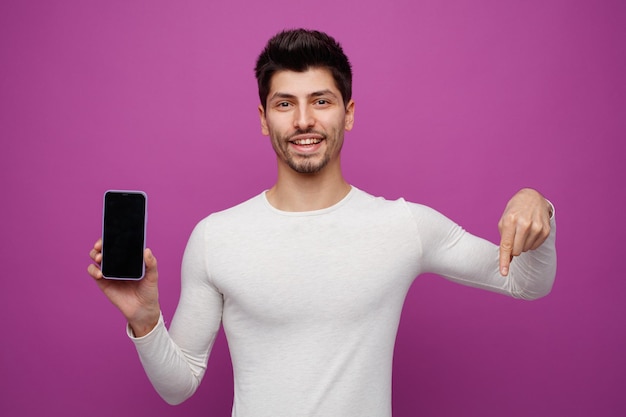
[255,29,353,110]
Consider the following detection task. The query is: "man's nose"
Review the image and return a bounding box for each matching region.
[293,106,314,130]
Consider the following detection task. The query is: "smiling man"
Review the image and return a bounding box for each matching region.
[261,69,354,174]
[88,29,557,416]
[260,67,355,211]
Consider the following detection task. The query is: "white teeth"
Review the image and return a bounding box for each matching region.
[293,138,321,145]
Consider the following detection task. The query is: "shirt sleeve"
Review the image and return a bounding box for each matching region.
[407,203,557,300]
[128,218,224,405]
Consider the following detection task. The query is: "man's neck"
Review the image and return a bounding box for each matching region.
[266,166,351,212]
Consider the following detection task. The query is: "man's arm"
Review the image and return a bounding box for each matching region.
[411,188,556,300]
[88,231,223,406]
[127,220,224,405]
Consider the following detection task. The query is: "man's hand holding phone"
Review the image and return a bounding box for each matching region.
[88,239,161,337]
[88,190,161,337]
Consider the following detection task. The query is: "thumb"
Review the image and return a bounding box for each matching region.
[144,248,159,282]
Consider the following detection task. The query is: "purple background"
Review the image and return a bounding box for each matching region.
[1,0,624,416]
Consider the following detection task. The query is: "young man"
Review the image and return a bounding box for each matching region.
[88,29,556,416]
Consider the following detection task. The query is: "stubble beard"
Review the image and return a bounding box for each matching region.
[274,129,337,174]
[287,152,330,174]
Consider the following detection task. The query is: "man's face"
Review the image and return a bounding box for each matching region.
[259,68,355,174]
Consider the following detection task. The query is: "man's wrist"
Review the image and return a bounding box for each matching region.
[128,312,161,338]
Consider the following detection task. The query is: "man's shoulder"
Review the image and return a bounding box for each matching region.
[351,187,415,211]
[193,192,265,230]
[217,192,266,215]
[216,192,266,217]
[350,187,444,222]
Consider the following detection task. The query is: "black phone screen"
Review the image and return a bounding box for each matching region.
[101,191,147,280]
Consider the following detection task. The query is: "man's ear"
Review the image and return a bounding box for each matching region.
[258,104,269,136]
[344,99,355,131]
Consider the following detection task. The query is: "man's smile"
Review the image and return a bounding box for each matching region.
[287,132,326,152]
[291,137,323,145]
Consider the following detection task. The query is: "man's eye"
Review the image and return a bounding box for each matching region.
[278,102,291,107]
[316,99,328,105]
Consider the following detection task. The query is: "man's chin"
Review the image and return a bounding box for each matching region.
[288,158,329,174]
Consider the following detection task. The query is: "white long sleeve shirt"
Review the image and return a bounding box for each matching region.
[130,187,557,416]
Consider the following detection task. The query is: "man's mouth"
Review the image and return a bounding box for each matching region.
[288,132,325,147]
[291,137,323,146]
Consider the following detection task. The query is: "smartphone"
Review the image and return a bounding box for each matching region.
[101,190,147,280]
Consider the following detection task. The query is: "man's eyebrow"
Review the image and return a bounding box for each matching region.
[269,90,338,101]
[269,92,297,101]
[309,89,338,98]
